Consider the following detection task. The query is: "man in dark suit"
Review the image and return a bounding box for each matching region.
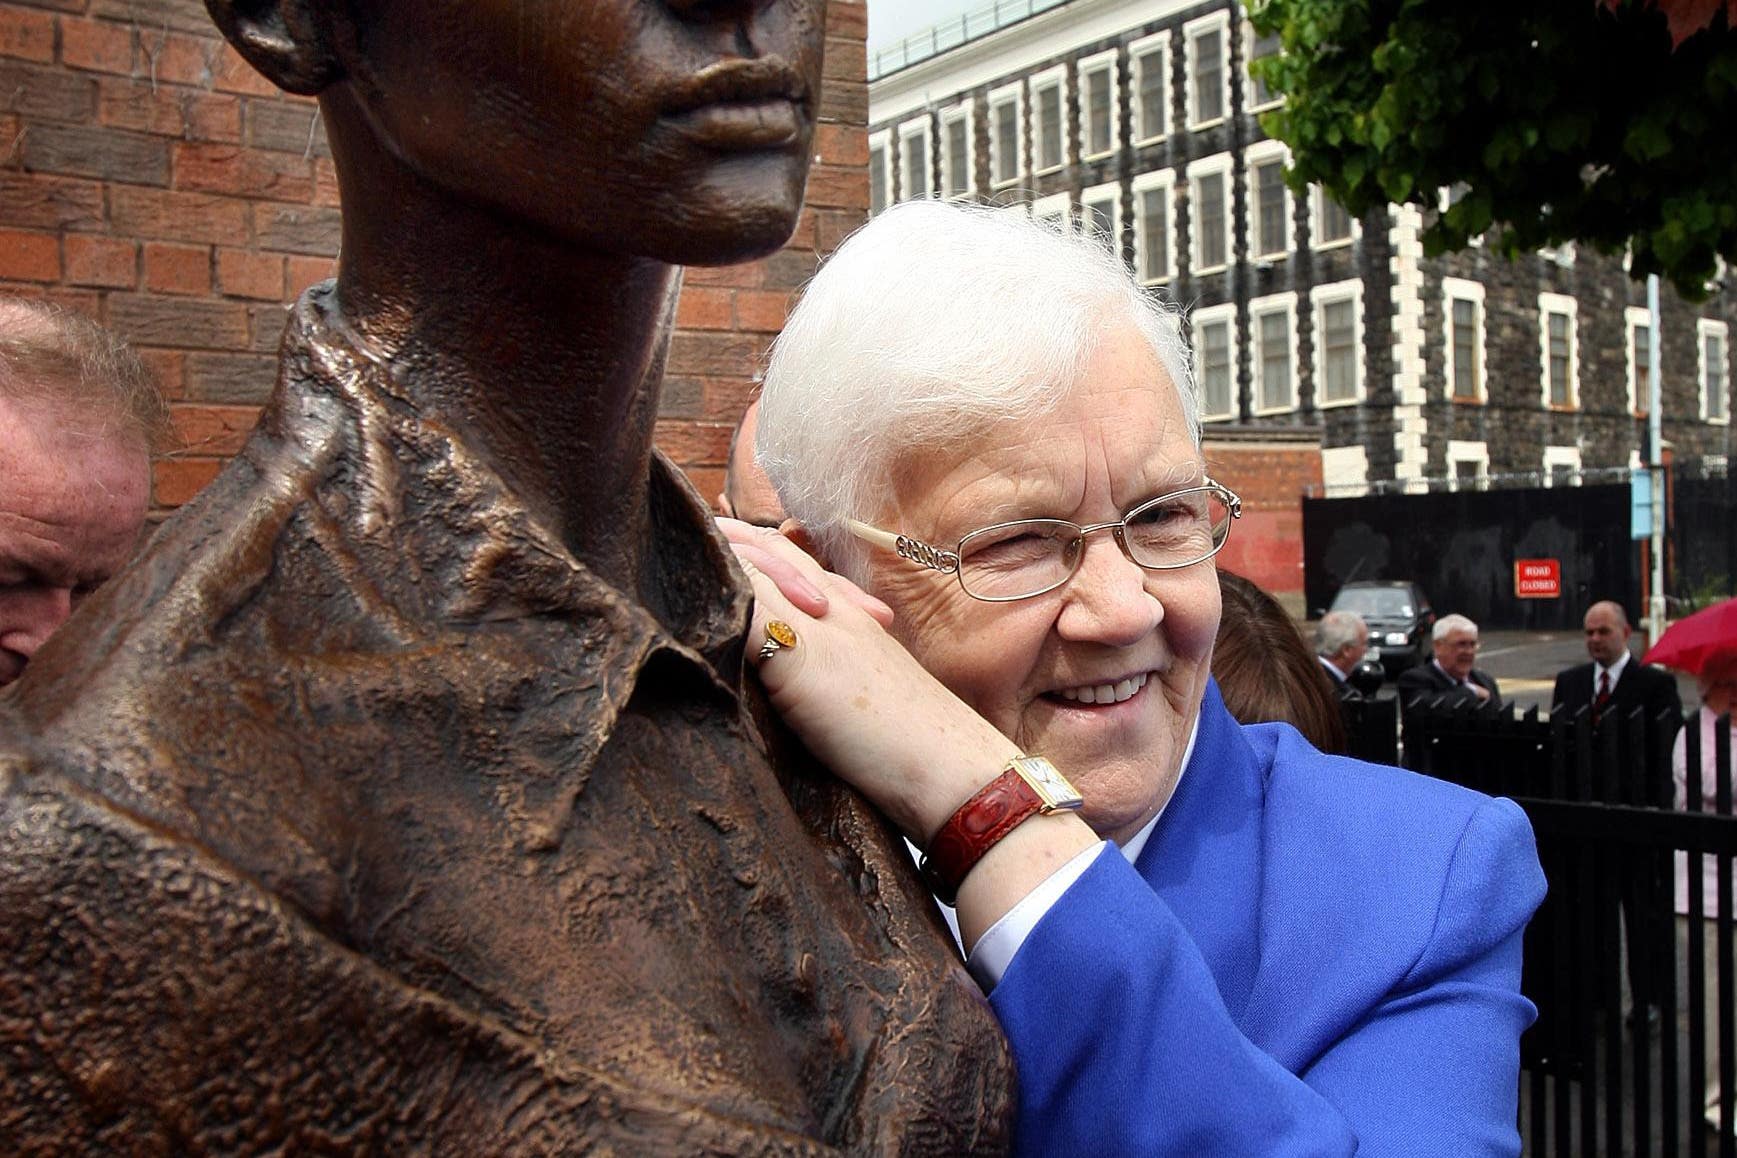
[1315,610,1370,702]
[1552,600,1683,1024]
[1552,600,1682,730]
[1397,614,1502,709]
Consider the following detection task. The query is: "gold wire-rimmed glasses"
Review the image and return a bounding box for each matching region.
[846,480,1242,603]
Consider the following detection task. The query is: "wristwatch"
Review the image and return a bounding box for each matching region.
[919,755,1084,905]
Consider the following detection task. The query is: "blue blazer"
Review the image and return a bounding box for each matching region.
[991,682,1545,1156]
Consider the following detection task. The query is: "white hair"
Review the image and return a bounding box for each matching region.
[757,199,1198,579]
[1433,613,1479,642]
[1316,610,1367,657]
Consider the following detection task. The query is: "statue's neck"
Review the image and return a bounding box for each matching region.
[320,98,679,596]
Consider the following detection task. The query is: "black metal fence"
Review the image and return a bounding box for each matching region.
[1348,697,1737,1155]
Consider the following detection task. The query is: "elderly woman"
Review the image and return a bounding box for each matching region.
[727,200,1545,1154]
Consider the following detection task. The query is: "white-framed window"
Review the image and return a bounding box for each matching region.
[1543,445,1582,487]
[1243,18,1282,112]
[938,101,974,199]
[1447,440,1489,492]
[988,82,1024,188]
[868,129,891,216]
[1442,277,1486,404]
[1310,279,1363,407]
[1031,65,1069,173]
[1080,180,1122,256]
[1185,11,1230,129]
[1131,169,1176,284]
[1312,184,1355,249]
[1624,306,1653,416]
[1192,303,1239,421]
[1243,139,1292,261]
[1539,292,1579,409]
[1031,191,1071,233]
[1701,317,1731,423]
[897,118,931,201]
[1077,49,1120,160]
[1186,152,1232,274]
[1250,292,1298,414]
[1130,31,1169,145]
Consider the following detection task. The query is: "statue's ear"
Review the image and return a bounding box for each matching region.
[203,0,341,96]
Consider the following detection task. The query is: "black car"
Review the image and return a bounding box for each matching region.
[1326,581,1435,677]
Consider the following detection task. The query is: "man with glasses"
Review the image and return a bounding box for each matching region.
[726,198,1544,1155]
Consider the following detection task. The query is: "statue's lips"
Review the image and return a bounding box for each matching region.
[663,99,803,148]
[661,56,808,150]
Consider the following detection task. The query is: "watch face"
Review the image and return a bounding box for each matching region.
[1012,756,1084,811]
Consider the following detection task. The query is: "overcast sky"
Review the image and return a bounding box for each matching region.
[869,0,977,51]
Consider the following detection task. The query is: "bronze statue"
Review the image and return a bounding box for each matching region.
[0,1,1015,1151]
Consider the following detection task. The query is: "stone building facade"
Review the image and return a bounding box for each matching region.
[868,0,1735,521]
[0,0,869,514]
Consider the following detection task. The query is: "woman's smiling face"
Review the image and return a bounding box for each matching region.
[865,324,1221,845]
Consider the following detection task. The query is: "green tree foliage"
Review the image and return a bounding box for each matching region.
[1253,0,1737,299]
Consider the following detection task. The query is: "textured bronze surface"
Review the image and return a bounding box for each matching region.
[0,1,1014,1151]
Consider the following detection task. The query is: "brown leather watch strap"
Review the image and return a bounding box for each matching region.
[919,767,1044,906]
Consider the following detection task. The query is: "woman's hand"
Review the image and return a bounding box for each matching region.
[717,518,1021,845]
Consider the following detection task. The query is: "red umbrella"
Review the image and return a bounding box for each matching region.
[1642,597,1737,675]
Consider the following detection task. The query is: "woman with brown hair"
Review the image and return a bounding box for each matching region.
[1213,570,1349,753]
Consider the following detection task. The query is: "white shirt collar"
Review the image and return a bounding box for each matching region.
[1597,650,1631,685]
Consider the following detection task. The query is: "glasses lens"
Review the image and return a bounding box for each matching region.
[1122,487,1232,569]
[958,519,1079,600]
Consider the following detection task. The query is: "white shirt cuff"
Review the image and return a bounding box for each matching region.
[965,840,1110,990]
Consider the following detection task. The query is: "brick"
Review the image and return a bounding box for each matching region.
[98,78,242,143]
[174,142,313,202]
[0,58,96,121]
[244,98,328,157]
[675,285,733,331]
[735,289,792,333]
[60,16,135,74]
[209,42,281,98]
[107,292,249,350]
[253,203,341,256]
[63,233,136,287]
[653,418,731,468]
[111,185,248,245]
[761,247,821,290]
[681,465,725,508]
[0,7,54,62]
[143,241,209,295]
[0,171,106,230]
[171,402,259,455]
[684,261,764,289]
[41,285,98,315]
[827,0,868,41]
[814,207,864,255]
[135,347,185,399]
[702,376,761,421]
[0,227,59,280]
[22,121,169,185]
[814,121,867,168]
[821,36,866,85]
[666,330,768,379]
[817,78,866,125]
[151,455,222,507]
[658,376,704,418]
[142,29,219,88]
[285,254,334,296]
[90,0,213,35]
[183,351,277,403]
[214,247,282,300]
[311,156,340,207]
[248,302,290,352]
[802,162,864,211]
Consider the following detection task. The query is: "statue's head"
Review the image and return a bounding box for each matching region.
[204,0,827,266]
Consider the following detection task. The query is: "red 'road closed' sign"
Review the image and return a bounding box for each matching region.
[1515,558,1561,599]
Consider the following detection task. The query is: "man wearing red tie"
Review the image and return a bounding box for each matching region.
[1551,601,1682,730]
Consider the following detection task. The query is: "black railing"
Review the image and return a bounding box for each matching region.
[1369,698,1737,1156]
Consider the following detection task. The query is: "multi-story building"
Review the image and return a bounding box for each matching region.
[867,0,1734,522]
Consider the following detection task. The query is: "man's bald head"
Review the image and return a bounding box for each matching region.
[719,398,786,528]
[1583,600,1633,668]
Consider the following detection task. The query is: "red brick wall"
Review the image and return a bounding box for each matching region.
[1,0,868,515]
[1205,436,1322,600]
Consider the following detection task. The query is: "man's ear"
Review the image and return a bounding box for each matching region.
[203,0,341,96]
[778,520,830,567]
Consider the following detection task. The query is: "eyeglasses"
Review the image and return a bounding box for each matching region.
[847,481,1242,603]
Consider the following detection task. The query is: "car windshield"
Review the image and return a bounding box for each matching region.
[1332,587,1415,618]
